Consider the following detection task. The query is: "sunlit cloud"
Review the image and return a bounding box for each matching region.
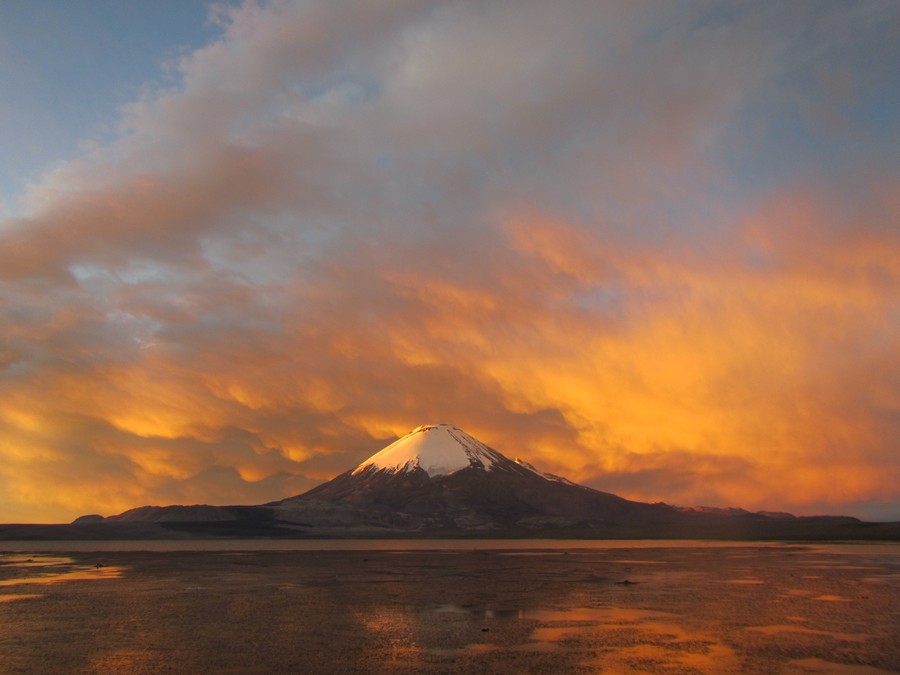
[1,0,898,522]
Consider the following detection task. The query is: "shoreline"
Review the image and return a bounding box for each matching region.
[3,538,900,553]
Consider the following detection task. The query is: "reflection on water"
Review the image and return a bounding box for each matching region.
[0,593,41,602]
[341,594,890,671]
[786,657,896,674]
[518,606,741,670]
[1,544,897,672]
[747,624,870,642]
[392,603,743,669]
[522,606,676,622]
[0,553,123,597]
[1,554,73,566]
[349,602,739,667]
[338,544,899,671]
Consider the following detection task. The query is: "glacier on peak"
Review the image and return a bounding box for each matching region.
[352,423,538,478]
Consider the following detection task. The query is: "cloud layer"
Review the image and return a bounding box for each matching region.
[2,0,899,522]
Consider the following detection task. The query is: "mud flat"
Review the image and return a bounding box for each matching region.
[1,543,898,673]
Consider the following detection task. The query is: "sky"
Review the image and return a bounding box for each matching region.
[1,0,899,524]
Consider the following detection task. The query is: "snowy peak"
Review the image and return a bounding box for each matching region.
[352,423,534,478]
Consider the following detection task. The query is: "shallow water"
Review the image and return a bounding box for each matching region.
[0,553,124,604]
[0,543,898,673]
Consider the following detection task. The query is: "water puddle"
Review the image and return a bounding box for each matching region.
[0,593,43,602]
[0,566,124,587]
[519,607,723,661]
[747,624,870,642]
[785,657,894,673]
[587,642,739,672]
[0,554,123,597]
[517,606,740,670]
[0,555,74,567]
[521,607,676,623]
[345,570,895,671]
[802,564,879,571]
[358,603,731,665]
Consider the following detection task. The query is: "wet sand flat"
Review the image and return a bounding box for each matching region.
[1,544,898,673]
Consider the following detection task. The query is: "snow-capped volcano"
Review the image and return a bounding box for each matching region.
[353,423,536,478]
[350,423,576,485]
[352,423,498,476]
[272,422,666,530]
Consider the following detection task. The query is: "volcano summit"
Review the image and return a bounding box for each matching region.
[351,423,525,476]
[350,423,576,484]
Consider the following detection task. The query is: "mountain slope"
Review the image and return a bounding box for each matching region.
[272,423,675,530]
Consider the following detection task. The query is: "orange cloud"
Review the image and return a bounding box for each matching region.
[1,1,898,523]
[5,180,898,521]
